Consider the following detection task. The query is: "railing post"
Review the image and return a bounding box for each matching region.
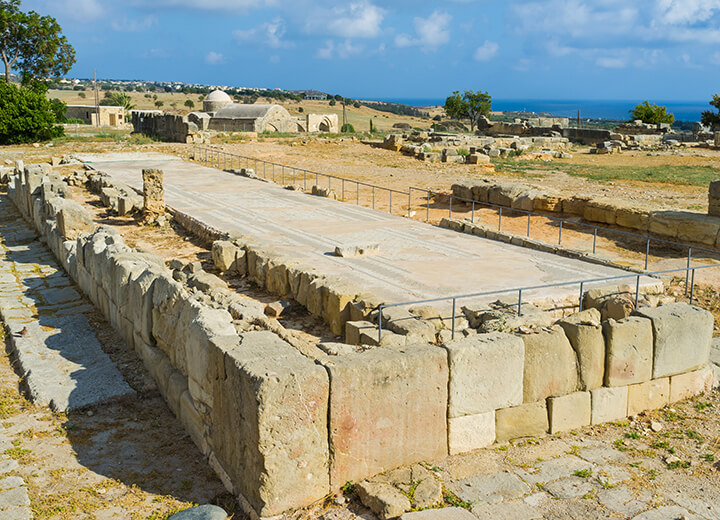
[426,191,430,222]
[449,196,453,218]
[378,306,383,343]
[282,165,285,185]
[408,188,412,218]
[517,289,523,316]
[593,228,597,254]
[356,182,360,205]
[579,282,584,311]
[372,186,375,210]
[293,168,296,185]
[471,201,475,223]
[389,190,393,214]
[685,247,692,294]
[527,214,531,237]
[644,239,650,271]
[690,268,696,304]
[635,275,640,308]
[451,298,456,340]
[498,207,503,231]
[316,172,319,187]
[558,220,563,245]
[342,179,345,201]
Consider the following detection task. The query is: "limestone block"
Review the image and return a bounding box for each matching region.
[584,199,617,225]
[495,401,548,443]
[188,271,227,293]
[557,308,605,390]
[562,196,589,216]
[670,367,714,402]
[443,332,524,417]
[533,192,563,212]
[590,386,628,425]
[359,328,406,347]
[346,321,376,346]
[324,279,360,336]
[676,213,720,246]
[152,274,191,359]
[627,378,669,416]
[521,326,578,403]
[634,303,713,378]
[179,390,208,455]
[142,168,165,216]
[356,481,412,520]
[212,331,330,517]
[266,257,294,298]
[616,207,650,232]
[166,371,188,417]
[322,344,448,488]
[306,277,328,318]
[211,240,239,272]
[55,199,95,240]
[548,392,591,434]
[603,317,653,387]
[648,212,680,239]
[448,412,495,455]
[381,307,436,343]
[130,265,168,346]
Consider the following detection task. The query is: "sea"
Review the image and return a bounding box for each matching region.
[379,98,709,122]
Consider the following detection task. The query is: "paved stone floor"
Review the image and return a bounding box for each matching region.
[79,153,658,311]
[0,196,134,412]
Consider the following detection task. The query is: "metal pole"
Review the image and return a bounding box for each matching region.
[690,268,696,304]
[427,191,430,222]
[685,248,692,294]
[389,190,392,214]
[471,201,475,223]
[342,179,345,201]
[356,183,359,205]
[293,168,296,185]
[558,220,563,245]
[498,207,502,231]
[378,306,383,343]
[372,186,375,210]
[408,188,412,218]
[517,289,523,316]
[449,196,453,218]
[635,275,640,308]
[644,239,650,271]
[451,298,456,340]
[527,214,531,237]
[282,166,285,185]
[593,228,597,254]
[316,173,319,187]
[579,282,584,311]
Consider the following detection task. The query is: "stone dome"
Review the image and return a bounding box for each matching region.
[203,89,233,113]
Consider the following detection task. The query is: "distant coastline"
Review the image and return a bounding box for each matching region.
[377,98,709,122]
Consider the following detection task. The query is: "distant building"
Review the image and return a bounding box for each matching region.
[296,90,328,101]
[65,105,127,127]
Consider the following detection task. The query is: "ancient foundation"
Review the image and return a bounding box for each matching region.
[4,162,718,518]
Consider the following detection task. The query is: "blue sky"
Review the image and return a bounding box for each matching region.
[20,0,720,101]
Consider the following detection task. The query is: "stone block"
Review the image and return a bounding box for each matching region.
[670,367,714,402]
[627,378,669,416]
[55,199,95,240]
[359,328,406,347]
[211,240,239,272]
[322,344,448,488]
[400,508,476,520]
[521,326,578,403]
[443,332,524,417]
[324,279,360,336]
[448,411,495,455]
[590,386,628,425]
[557,308,604,390]
[356,481,411,520]
[142,168,165,216]
[584,199,617,225]
[381,307,436,343]
[495,401,548,443]
[616,207,650,232]
[346,320,376,346]
[547,391,591,434]
[603,317,653,387]
[212,331,330,517]
[634,303,713,378]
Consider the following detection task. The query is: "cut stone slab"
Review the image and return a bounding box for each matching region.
[413,477,443,509]
[443,332,524,417]
[544,477,595,499]
[515,456,595,486]
[0,508,32,520]
[322,343,448,488]
[399,507,476,520]
[547,391,591,434]
[595,465,631,486]
[576,447,627,465]
[0,486,30,507]
[167,505,228,520]
[495,401,548,443]
[448,472,530,505]
[631,505,704,520]
[334,243,380,257]
[557,308,605,391]
[471,500,542,520]
[356,481,411,520]
[603,317,653,387]
[521,326,578,403]
[627,378,670,416]
[597,486,650,517]
[634,303,713,378]
[670,367,714,402]
[591,386,629,425]
[448,411,495,455]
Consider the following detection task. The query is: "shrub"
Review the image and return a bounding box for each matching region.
[329,99,336,106]
[341,123,355,133]
[630,101,674,125]
[0,82,64,144]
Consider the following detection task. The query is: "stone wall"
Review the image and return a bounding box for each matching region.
[131,111,204,143]
[452,179,720,248]
[4,161,719,519]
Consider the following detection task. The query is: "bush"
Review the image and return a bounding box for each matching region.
[341,123,355,133]
[630,101,674,125]
[329,99,336,106]
[0,82,64,144]
[353,101,361,108]
[65,118,84,124]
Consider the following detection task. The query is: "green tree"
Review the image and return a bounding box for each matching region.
[99,92,135,111]
[701,94,720,129]
[0,0,75,83]
[444,90,492,131]
[630,101,674,125]
[184,99,195,110]
[0,81,63,143]
[154,100,164,108]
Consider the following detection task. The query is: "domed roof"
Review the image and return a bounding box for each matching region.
[214,104,283,119]
[205,89,232,103]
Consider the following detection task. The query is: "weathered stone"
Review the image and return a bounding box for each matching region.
[346,320,376,346]
[627,378,670,416]
[359,328,406,347]
[670,367,714,402]
[356,481,411,520]
[584,199,617,225]
[323,344,448,487]
[334,243,380,257]
[632,506,703,520]
[167,505,228,520]
[55,199,95,240]
[634,303,713,378]
[557,308,604,390]
[495,401,548,443]
[381,307,436,343]
[401,508,476,520]
[443,332,524,417]
[601,295,635,321]
[516,456,594,486]
[142,168,165,216]
[547,391,592,434]
[521,326,578,403]
[211,240,239,272]
[211,331,330,517]
[603,317,653,387]
[324,279,360,336]
[412,476,443,509]
[582,285,632,311]
[448,411,495,455]
[472,501,542,520]
[615,206,650,232]
[448,472,530,505]
[590,386,628,425]
[188,271,227,293]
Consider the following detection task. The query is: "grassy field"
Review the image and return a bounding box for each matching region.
[492,157,720,187]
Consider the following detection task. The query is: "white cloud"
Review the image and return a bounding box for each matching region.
[112,15,158,32]
[41,0,104,21]
[655,0,720,25]
[316,40,335,59]
[474,40,498,61]
[395,10,452,49]
[304,2,384,39]
[315,39,364,59]
[132,0,276,11]
[205,51,224,65]
[596,56,627,68]
[233,18,293,48]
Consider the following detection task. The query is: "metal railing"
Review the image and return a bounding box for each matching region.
[377,264,719,342]
[191,145,719,280]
